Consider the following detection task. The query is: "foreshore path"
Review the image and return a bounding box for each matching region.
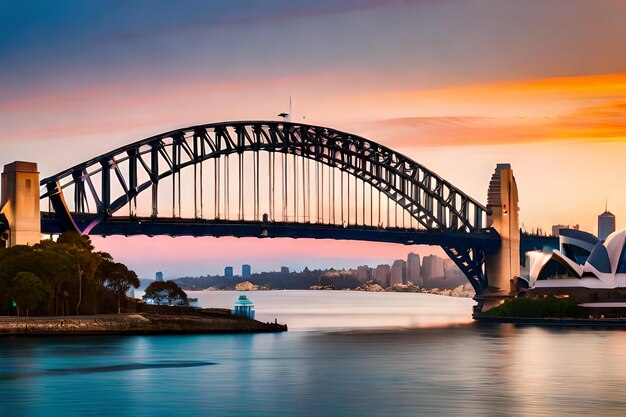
[0,313,287,336]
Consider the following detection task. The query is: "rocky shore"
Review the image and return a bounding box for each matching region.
[0,312,287,336]
[353,282,475,298]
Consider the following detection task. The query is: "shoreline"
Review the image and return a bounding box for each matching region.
[184,287,476,298]
[0,313,287,336]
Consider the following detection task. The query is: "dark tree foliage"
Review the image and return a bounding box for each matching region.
[0,232,139,316]
[11,271,50,316]
[143,281,189,306]
[482,295,587,319]
[174,271,360,291]
[96,255,140,313]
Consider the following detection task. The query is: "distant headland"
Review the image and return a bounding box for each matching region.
[154,252,475,298]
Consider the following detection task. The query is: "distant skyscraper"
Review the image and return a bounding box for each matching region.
[598,205,616,241]
[373,264,391,287]
[242,264,251,278]
[155,271,164,282]
[443,258,456,273]
[421,255,445,287]
[442,259,465,290]
[390,259,407,286]
[281,266,290,274]
[407,253,421,286]
[356,265,369,282]
[225,266,234,277]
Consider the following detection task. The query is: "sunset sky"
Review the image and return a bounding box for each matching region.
[2,0,626,278]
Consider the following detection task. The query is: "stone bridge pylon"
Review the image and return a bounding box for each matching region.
[0,161,41,246]
[484,163,520,301]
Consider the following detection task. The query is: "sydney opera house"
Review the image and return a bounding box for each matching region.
[520,228,626,315]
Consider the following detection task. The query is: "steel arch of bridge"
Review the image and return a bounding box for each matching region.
[40,121,497,294]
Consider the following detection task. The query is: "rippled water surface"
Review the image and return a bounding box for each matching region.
[2,291,626,417]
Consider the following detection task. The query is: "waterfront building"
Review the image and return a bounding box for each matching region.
[390,260,406,286]
[225,266,234,277]
[155,271,164,282]
[421,255,445,287]
[373,264,391,287]
[407,253,421,286]
[521,229,626,315]
[232,295,255,319]
[356,265,369,282]
[281,266,290,274]
[599,207,616,241]
[242,264,251,278]
[559,228,597,265]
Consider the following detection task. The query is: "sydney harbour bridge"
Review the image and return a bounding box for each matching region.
[0,121,555,305]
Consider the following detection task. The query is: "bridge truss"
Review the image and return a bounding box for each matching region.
[40,121,498,294]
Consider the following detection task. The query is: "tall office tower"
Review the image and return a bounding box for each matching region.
[242,264,251,278]
[155,271,164,282]
[598,206,616,241]
[407,252,421,286]
[373,264,391,287]
[421,255,445,287]
[390,259,407,286]
[224,266,234,278]
[356,265,370,282]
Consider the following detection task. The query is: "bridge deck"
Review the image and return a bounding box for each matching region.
[41,215,502,252]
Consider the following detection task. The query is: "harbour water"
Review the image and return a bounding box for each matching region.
[2,291,626,416]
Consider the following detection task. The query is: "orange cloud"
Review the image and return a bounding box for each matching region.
[385,72,626,102]
[361,73,626,147]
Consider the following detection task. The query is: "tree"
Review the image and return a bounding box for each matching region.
[0,245,45,313]
[56,232,102,314]
[96,258,140,313]
[56,231,95,252]
[12,272,50,316]
[143,281,189,306]
[34,237,100,315]
[0,233,141,316]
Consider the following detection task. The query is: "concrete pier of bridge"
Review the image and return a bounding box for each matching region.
[0,161,41,247]
[482,163,520,308]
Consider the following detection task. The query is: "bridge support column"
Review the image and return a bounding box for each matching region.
[484,164,519,307]
[0,161,41,247]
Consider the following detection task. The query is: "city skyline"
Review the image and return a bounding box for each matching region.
[3,0,626,275]
[144,252,461,284]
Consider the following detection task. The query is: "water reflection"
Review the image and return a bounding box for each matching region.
[1,292,626,416]
[0,361,215,380]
